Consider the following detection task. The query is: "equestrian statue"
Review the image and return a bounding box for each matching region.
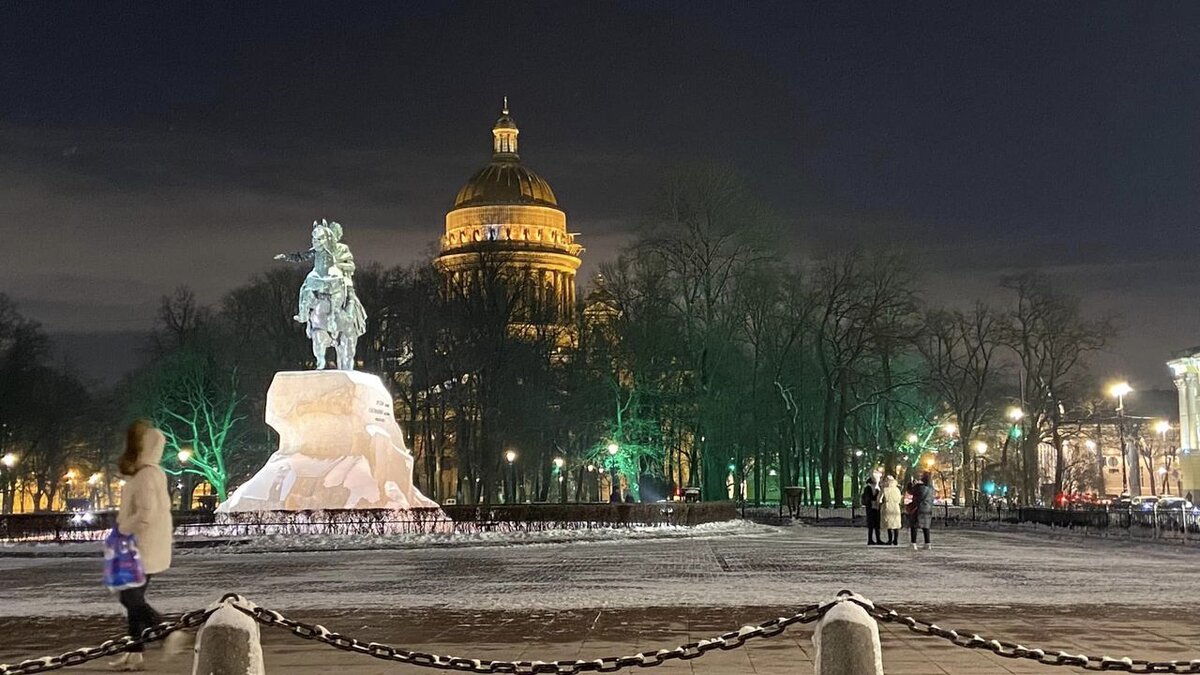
[274,219,366,370]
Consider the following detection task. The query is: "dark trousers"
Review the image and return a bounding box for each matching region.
[119,576,162,652]
[866,509,882,543]
[909,526,930,545]
[886,528,899,545]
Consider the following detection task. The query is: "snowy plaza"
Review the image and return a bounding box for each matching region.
[3,524,1200,673]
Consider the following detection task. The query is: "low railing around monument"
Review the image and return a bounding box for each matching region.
[0,502,738,544]
[441,502,737,530]
[0,510,216,544]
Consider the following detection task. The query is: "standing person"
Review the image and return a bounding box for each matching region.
[110,420,174,672]
[877,476,903,545]
[910,472,935,550]
[861,473,882,545]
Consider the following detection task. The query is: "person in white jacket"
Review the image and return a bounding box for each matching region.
[110,420,174,672]
[876,475,903,546]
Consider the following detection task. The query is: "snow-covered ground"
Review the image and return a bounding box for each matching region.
[3,525,1198,618]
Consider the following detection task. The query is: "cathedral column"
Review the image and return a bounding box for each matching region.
[1186,372,1200,451]
[557,272,567,318]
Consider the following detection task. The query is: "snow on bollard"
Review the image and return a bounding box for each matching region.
[812,593,883,675]
[193,600,265,675]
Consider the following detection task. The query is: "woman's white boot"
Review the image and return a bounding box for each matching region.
[107,652,145,671]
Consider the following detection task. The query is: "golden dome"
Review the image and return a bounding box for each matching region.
[453,162,558,209]
[451,101,559,210]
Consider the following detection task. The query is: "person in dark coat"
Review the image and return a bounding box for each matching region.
[609,488,622,503]
[909,472,936,550]
[861,474,882,545]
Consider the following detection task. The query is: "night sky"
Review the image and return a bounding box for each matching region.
[2,2,1198,386]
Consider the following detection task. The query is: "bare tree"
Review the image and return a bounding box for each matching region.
[1001,273,1113,502]
[917,303,1004,504]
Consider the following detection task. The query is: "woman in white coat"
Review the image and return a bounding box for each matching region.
[876,475,903,546]
[111,420,174,671]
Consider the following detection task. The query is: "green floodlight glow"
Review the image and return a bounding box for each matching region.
[1010,426,1022,439]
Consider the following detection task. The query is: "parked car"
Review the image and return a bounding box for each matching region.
[1154,497,1195,529]
[1131,495,1160,511]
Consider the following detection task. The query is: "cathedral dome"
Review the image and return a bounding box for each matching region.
[453,162,558,209]
[451,100,559,210]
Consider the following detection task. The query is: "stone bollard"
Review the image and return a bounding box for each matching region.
[812,594,883,675]
[192,601,266,675]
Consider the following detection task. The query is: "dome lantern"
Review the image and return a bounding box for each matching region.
[492,96,519,157]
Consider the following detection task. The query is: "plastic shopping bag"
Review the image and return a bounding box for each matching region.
[103,528,146,592]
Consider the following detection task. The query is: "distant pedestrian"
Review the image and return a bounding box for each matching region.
[861,474,882,545]
[610,488,622,503]
[877,476,903,545]
[111,420,175,671]
[909,472,935,550]
[624,491,635,503]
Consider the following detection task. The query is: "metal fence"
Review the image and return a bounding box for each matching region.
[744,500,1200,541]
[0,502,739,544]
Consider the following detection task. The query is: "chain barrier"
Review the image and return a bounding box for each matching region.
[6,592,1200,674]
[225,595,835,674]
[0,606,213,675]
[842,594,1200,674]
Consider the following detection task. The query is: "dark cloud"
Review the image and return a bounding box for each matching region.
[1,1,1198,386]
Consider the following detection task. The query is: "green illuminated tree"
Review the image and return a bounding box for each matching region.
[132,349,242,502]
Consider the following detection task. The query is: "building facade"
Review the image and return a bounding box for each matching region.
[1168,351,1200,499]
[434,101,583,324]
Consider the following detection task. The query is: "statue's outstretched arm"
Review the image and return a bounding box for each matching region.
[273,249,316,263]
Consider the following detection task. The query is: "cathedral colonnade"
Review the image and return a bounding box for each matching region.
[1168,352,1200,499]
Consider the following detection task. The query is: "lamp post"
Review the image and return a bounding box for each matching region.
[1,451,16,514]
[972,441,987,521]
[942,422,959,505]
[1155,420,1171,495]
[1109,382,1133,495]
[505,449,517,504]
[553,457,566,503]
[606,442,619,501]
[63,469,78,507]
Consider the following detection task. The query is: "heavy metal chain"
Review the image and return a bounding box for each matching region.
[849,596,1200,674]
[0,607,213,675]
[8,592,1200,674]
[227,596,836,674]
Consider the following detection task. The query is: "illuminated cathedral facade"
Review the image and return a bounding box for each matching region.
[434,101,583,323]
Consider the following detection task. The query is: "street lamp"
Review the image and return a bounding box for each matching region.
[906,433,919,445]
[1109,382,1133,495]
[972,441,987,519]
[605,442,621,500]
[1155,420,1171,438]
[552,457,566,503]
[0,452,16,514]
[177,449,192,464]
[504,450,518,503]
[1007,407,1024,422]
[941,423,959,503]
[63,469,78,505]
